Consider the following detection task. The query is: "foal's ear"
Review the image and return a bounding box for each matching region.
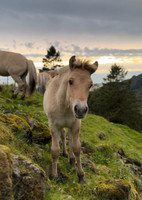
[90,61,99,74]
[69,55,76,70]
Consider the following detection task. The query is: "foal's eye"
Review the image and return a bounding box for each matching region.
[69,80,73,85]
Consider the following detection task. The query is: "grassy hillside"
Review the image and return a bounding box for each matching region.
[0,85,142,200]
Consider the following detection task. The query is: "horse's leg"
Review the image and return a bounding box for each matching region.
[61,128,68,157]
[10,75,25,99]
[68,129,76,167]
[50,126,61,178]
[21,75,27,100]
[71,121,85,185]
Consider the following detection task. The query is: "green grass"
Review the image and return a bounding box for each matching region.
[81,114,142,163]
[0,85,142,200]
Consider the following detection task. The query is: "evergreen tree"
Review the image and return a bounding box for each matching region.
[42,45,61,67]
[103,64,127,83]
[88,64,142,132]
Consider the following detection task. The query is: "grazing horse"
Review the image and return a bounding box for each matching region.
[37,70,58,94]
[43,56,98,184]
[0,51,37,99]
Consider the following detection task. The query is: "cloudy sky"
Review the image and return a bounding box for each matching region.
[0,0,142,82]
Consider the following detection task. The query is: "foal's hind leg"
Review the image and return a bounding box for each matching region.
[11,75,25,99]
[61,128,68,157]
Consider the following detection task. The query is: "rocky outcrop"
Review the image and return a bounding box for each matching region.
[0,145,49,200]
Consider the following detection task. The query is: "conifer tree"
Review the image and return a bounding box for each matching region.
[88,64,142,132]
[42,45,61,67]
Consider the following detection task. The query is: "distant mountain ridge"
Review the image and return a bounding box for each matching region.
[130,73,142,90]
[129,73,142,106]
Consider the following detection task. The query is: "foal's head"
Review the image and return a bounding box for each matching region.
[67,56,98,119]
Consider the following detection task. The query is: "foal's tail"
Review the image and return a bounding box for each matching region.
[37,72,52,94]
[27,60,37,95]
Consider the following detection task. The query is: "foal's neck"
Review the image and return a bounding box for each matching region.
[57,72,70,110]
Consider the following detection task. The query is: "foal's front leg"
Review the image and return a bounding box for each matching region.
[68,129,76,167]
[71,121,85,185]
[51,128,60,178]
[61,128,68,157]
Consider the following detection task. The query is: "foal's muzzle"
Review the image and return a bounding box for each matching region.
[74,103,88,119]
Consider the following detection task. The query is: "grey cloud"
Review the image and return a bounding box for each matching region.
[2,0,141,22]
[20,43,142,62]
[12,40,17,49]
[59,44,142,57]
[24,42,34,49]
[83,48,142,57]
[24,53,44,58]
[0,0,142,57]
[1,0,142,38]
[53,41,60,47]
[71,45,82,55]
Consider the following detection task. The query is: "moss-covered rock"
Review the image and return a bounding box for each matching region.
[12,154,49,200]
[0,145,50,200]
[28,118,51,144]
[95,179,131,200]
[100,165,111,175]
[0,122,13,145]
[0,113,51,144]
[0,113,31,135]
[0,148,13,200]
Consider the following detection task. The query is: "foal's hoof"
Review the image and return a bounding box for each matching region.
[63,152,68,158]
[21,96,25,100]
[49,174,58,180]
[12,94,17,99]
[78,174,86,185]
[70,158,76,167]
[56,172,69,183]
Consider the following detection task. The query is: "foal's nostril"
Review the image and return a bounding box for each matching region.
[74,104,88,117]
[83,106,88,114]
[74,105,78,113]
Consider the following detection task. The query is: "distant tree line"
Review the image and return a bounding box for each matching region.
[88,64,142,132]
